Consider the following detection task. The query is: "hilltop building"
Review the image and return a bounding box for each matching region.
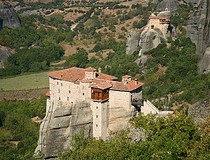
[46,67,143,140]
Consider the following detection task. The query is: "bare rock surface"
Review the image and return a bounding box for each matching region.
[188,98,210,123]
[126,30,141,55]
[0,2,21,29]
[34,102,93,159]
[187,0,210,73]
[156,0,179,12]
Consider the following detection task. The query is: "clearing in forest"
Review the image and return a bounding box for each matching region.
[0,71,50,91]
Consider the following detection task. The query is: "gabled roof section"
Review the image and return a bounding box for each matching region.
[49,67,85,83]
[49,67,143,92]
[96,72,117,81]
[125,80,144,91]
[92,82,112,90]
[49,67,117,83]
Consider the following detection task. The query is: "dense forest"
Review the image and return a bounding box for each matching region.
[0,97,46,160]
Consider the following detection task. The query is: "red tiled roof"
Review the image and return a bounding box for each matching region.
[49,67,85,83]
[125,80,144,91]
[49,67,117,82]
[97,72,117,81]
[92,82,112,90]
[46,90,50,97]
[49,67,143,92]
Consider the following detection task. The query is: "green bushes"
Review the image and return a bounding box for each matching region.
[0,97,46,160]
[59,113,210,160]
[143,35,209,104]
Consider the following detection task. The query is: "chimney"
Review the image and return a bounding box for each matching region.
[134,78,138,85]
[98,67,102,73]
[85,67,96,79]
[122,75,131,84]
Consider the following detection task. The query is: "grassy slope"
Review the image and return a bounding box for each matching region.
[0,71,50,91]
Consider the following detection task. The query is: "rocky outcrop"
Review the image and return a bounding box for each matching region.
[187,0,210,73]
[126,11,172,63]
[34,101,93,159]
[156,0,179,12]
[188,98,210,123]
[0,45,15,68]
[0,2,21,29]
[139,27,164,55]
[126,30,141,55]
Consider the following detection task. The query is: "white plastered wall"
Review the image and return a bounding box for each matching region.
[49,78,91,111]
[91,101,108,140]
[109,90,131,111]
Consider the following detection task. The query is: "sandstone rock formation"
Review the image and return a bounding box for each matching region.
[126,30,141,55]
[35,101,93,159]
[126,11,172,64]
[188,98,210,123]
[0,45,15,68]
[187,0,210,74]
[0,1,21,29]
[35,100,134,158]
[156,0,179,12]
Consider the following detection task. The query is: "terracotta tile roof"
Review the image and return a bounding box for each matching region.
[49,67,117,82]
[49,67,85,83]
[49,67,143,92]
[97,72,117,81]
[91,82,112,90]
[111,81,128,91]
[46,90,50,97]
[125,80,144,91]
[93,79,143,92]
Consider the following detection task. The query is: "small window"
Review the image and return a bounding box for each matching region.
[58,89,60,93]
[83,93,84,95]
[69,90,71,94]
[59,97,61,100]
[96,106,98,109]
[96,124,98,127]
[67,97,69,101]
[61,83,63,86]
[96,115,98,118]
[57,82,59,85]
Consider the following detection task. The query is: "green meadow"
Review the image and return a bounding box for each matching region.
[0,71,51,91]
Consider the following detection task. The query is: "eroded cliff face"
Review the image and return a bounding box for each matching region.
[35,99,134,159]
[34,101,93,159]
[188,98,210,123]
[126,0,210,73]
[187,0,210,73]
[126,11,172,59]
[0,2,21,29]
[156,0,179,12]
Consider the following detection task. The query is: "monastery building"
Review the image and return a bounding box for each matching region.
[46,67,143,140]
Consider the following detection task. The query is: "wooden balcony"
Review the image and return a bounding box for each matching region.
[91,88,109,101]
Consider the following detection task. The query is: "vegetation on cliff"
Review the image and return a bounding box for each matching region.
[0,97,45,160]
[59,113,210,160]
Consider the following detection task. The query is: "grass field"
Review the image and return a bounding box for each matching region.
[0,71,51,91]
